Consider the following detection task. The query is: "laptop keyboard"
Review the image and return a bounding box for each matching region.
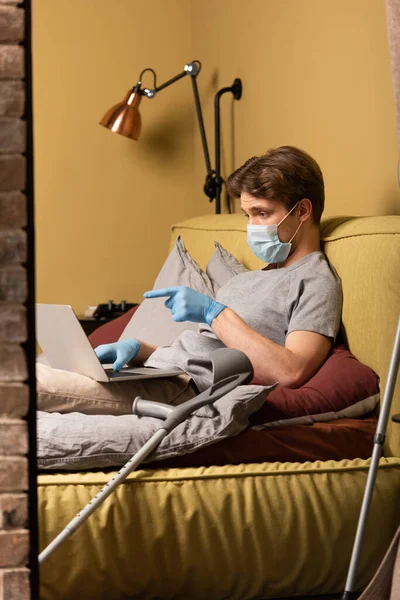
[105,369,138,378]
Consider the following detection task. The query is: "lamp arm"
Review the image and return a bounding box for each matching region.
[146,64,213,180]
[214,79,243,214]
[155,70,187,93]
[189,75,213,177]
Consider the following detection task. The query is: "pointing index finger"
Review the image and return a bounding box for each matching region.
[144,287,178,299]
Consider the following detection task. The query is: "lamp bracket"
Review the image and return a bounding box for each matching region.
[184,61,201,77]
[142,88,156,99]
[203,171,224,202]
[232,78,242,100]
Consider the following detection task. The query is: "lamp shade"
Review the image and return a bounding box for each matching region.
[99,89,142,140]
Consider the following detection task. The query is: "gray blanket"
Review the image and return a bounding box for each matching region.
[37,384,276,470]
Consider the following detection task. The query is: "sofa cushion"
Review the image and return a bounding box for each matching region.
[37,457,400,600]
[147,416,378,468]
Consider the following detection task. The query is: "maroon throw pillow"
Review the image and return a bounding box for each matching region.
[249,344,380,428]
[88,305,140,349]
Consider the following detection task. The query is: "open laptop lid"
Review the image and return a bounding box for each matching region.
[36,304,111,381]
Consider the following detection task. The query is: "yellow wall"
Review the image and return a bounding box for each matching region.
[32,0,203,316]
[192,0,400,216]
[33,0,399,316]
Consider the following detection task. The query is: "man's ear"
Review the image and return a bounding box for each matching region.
[299,198,313,222]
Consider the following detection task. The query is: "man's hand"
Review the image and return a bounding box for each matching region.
[144,286,226,326]
[94,340,141,372]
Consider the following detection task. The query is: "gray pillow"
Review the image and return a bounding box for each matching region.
[119,236,215,346]
[206,241,249,295]
[37,383,276,470]
[120,239,248,346]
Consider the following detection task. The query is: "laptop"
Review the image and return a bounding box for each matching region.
[35,304,184,383]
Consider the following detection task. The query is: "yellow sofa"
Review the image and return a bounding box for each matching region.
[38,215,400,600]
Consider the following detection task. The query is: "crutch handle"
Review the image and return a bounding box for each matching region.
[132,348,254,432]
[132,397,174,420]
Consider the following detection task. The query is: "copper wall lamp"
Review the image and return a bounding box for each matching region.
[100,60,242,214]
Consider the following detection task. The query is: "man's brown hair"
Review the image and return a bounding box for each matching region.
[226,146,325,224]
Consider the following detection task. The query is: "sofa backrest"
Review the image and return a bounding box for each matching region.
[171,214,400,457]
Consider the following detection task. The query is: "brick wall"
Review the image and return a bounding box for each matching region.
[0,1,33,598]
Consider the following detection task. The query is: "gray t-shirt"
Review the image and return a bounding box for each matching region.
[145,251,343,392]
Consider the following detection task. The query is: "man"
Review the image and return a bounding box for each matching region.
[37,145,342,414]
[95,145,342,395]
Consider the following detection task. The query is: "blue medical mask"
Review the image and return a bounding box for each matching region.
[247,201,302,263]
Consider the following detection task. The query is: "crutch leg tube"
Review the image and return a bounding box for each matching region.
[39,347,254,565]
[342,316,400,600]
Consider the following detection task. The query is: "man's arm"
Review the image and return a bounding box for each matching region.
[142,286,333,386]
[211,307,331,388]
[127,340,158,367]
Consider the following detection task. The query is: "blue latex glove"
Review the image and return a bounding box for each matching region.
[94,339,141,372]
[144,286,226,326]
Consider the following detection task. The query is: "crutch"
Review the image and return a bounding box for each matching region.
[39,347,254,564]
[342,316,400,600]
